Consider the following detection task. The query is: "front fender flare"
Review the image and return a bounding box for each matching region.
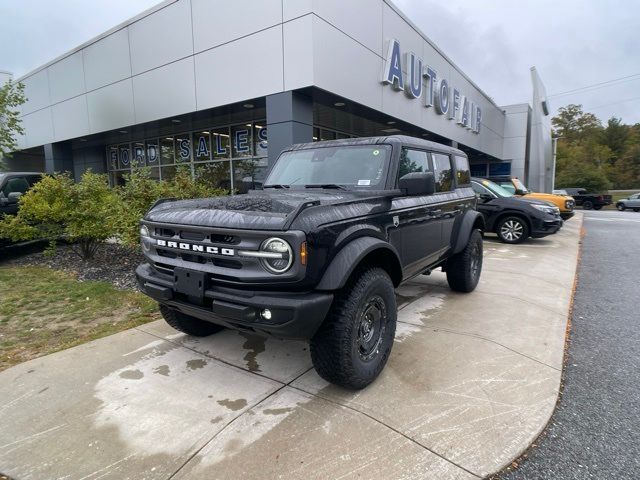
[316,237,401,291]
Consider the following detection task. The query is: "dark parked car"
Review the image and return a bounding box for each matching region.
[0,172,42,218]
[136,136,485,389]
[615,193,640,212]
[471,177,562,243]
[563,187,612,210]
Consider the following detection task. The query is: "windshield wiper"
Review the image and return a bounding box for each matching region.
[304,184,347,190]
[263,184,290,189]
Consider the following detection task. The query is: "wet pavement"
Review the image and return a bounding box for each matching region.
[0,216,582,479]
[499,209,640,479]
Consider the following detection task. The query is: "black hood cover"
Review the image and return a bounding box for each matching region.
[144,190,372,230]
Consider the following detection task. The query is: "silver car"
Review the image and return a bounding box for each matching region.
[616,193,640,212]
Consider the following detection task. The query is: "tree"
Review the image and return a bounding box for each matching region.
[0,79,26,168]
[552,104,601,142]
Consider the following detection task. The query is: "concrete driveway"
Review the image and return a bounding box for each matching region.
[0,216,582,480]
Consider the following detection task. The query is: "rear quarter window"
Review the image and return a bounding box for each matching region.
[454,155,471,186]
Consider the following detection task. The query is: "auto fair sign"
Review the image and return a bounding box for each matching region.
[382,39,482,134]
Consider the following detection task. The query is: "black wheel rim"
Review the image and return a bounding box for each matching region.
[470,241,481,279]
[356,295,387,362]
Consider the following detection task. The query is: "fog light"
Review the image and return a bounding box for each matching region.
[261,309,272,321]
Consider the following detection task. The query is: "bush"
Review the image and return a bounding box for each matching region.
[0,172,120,259]
[115,166,227,248]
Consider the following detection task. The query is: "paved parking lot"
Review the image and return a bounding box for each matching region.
[0,217,582,480]
[500,209,640,479]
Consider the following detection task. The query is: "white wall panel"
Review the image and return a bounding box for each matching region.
[52,96,90,141]
[312,18,383,112]
[283,15,314,91]
[283,0,312,21]
[87,79,135,133]
[48,52,85,104]
[191,0,282,53]
[195,26,283,110]
[313,0,383,54]
[128,0,193,75]
[83,29,132,91]
[21,70,50,115]
[133,57,196,123]
[382,3,424,61]
[22,108,54,146]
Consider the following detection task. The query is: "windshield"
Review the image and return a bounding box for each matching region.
[265,145,391,189]
[481,179,514,198]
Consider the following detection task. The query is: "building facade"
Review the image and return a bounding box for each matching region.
[6,0,552,192]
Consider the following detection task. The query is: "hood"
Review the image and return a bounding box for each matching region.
[529,192,574,201]
[515,197,556,207]
[144,189,375,230]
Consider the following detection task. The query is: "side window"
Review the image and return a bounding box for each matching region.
[454,155,471,186]
[2,177,30,196]
[431,153,453,192]
[397,148,429,180]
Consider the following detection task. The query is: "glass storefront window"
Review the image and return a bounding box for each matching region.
[254,124,268,157]
[175,133,192,164]
[212,128,230,159]
[319,129,336,141]
[161,137,174,165]
[232,157,268,193]
[195,161,231,191]
[194,131,211,161]
[161,165,177,181]
[118,144,131,170]
[231,124,252,158]
[146,140,159,166]
[132,142,145,167]
[108,147,118,170]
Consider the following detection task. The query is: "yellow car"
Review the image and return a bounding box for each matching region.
[488,176,575,220]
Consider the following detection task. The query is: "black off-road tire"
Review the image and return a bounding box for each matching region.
[617,203,626,211]
[310,268,397,389]
[496,215,530,244]
[160,305,225,337]
[446,229,483,293]
[583,200,594,210]
[634,208,639,212]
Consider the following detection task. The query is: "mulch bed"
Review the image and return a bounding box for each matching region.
[0,242,143,291]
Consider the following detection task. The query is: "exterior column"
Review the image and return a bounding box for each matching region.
[266,91,313,168]
[44,141,74,175]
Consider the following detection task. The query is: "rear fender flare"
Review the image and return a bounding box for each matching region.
[452,210,485,254]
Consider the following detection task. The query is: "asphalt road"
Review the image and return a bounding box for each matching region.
[499,210,640,479]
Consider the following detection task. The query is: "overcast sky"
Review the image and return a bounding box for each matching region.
[1,0,639,124]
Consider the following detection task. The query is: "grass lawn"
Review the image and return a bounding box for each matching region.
[0,266,160,371]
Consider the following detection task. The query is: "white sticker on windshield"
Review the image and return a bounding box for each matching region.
[358,179,371,186]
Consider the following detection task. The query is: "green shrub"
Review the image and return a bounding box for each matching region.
[0,172,119,259]
[115,166,226,248]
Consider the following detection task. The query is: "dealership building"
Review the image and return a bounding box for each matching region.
[5,0,554,192]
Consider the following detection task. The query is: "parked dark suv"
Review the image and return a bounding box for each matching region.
[136,136,485,388]
[471,177,562,243]
[0,172,43,247]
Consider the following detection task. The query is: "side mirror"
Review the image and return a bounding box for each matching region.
[477,192,493,202]
[514,189,526,195]
[7,192,22,204]
[399,172,436,196]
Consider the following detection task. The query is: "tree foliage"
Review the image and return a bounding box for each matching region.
[0,79,26,167]
[553,104,640,190]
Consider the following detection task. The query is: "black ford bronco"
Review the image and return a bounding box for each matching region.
[136,136,484,388]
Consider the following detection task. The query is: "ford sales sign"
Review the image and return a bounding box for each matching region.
[382,39,482,134]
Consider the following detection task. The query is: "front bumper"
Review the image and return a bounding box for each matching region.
[530,218,563,238]
[136,263,333,340]
[560,211,575,220]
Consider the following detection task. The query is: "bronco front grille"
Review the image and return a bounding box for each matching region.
[154,227,238,245]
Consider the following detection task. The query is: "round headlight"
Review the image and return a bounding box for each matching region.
[140,225,150,237]
[260,238,293,274]
[140,225,151,251]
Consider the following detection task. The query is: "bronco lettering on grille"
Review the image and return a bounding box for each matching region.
[156,239,235,256]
